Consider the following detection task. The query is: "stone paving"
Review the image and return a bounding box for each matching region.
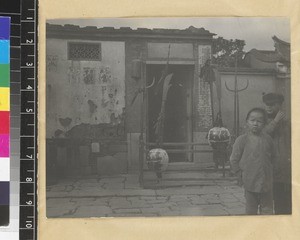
[46,172,246,218]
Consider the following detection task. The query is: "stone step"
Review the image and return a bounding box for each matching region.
[143,180,216,189]
[143,163,230,172]
[143,180,237,189]
[144,169,233,179]
[143,168,236,189]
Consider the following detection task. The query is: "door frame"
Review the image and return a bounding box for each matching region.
[144,61,195,163]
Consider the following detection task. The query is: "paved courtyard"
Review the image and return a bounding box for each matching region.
[46,171,246,218]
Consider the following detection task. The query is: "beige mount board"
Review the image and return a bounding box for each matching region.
[38,0,300,239]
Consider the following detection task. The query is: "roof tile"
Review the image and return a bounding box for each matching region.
[46,23,215,36]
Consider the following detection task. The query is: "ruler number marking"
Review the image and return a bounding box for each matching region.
[26,177,33,182]
[26,220,33,229]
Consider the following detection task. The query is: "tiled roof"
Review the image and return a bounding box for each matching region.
[46,23,215,37]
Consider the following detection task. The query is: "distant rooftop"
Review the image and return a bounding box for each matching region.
[246,49,281,63]
[245,36,290,64]
[272,35,290,62]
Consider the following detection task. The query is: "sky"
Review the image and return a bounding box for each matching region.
[47,17,290,52]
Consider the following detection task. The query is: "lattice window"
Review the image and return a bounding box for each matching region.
[68,42,101,61]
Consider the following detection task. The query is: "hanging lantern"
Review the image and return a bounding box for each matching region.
[208,127,231,146]
[208,127,231,172]
[147,148,169,174]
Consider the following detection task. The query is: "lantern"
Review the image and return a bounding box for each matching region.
[208,127,231,146]
[208,127,231,171]
[147,148,169,178]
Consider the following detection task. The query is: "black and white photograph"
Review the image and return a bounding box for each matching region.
[45,17,291,218]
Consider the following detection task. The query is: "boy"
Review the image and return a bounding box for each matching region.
[230,108,278,215]
[262,93,291,214]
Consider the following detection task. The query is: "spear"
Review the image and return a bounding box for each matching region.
[225,53,249,138]
[153,73,173,146]
[153,44,173,146]
[154,44,171,96]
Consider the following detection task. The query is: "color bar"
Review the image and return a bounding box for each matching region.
[0,16,10,227]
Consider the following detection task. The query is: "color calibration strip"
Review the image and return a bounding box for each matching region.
[0,16,10,227]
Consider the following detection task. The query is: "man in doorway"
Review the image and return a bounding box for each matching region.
[262,93,291,214]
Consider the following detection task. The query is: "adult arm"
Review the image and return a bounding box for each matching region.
[264,111,285,135]
[285,119,291,161]
[269,135,280,174]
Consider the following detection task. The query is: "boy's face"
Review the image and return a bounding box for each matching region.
[247,111,265,134]
[264,102,281,117]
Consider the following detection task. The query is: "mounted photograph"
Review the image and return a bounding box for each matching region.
[45,17,291,218]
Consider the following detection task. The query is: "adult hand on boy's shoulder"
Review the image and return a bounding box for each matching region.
[274,110,286,123]
[264,111,287,135]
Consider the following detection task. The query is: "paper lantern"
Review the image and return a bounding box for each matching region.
[147,148,169,172]
[208,127,231,145]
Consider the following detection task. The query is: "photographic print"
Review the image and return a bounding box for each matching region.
[45,17,291,218]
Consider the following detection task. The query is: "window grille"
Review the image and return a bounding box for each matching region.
[68,42,101,61]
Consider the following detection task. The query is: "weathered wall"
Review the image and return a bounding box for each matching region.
[124,40,148,168]
[216,73,277,134]
[147,42,194,59]
[280,77,291,118]
[193,44,213,164]
[46,39,125,138]
[125,39,148,134]
[245,55,277,69]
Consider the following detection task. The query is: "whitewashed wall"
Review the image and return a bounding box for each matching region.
[46,39,125,138]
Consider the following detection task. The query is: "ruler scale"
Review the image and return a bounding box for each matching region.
[19,0,38,239]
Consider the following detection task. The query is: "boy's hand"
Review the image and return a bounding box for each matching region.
[228,171,235,177]
[237,171,243,187]
[274,111,285,123]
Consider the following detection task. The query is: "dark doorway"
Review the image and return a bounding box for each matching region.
[147,64,193,162]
